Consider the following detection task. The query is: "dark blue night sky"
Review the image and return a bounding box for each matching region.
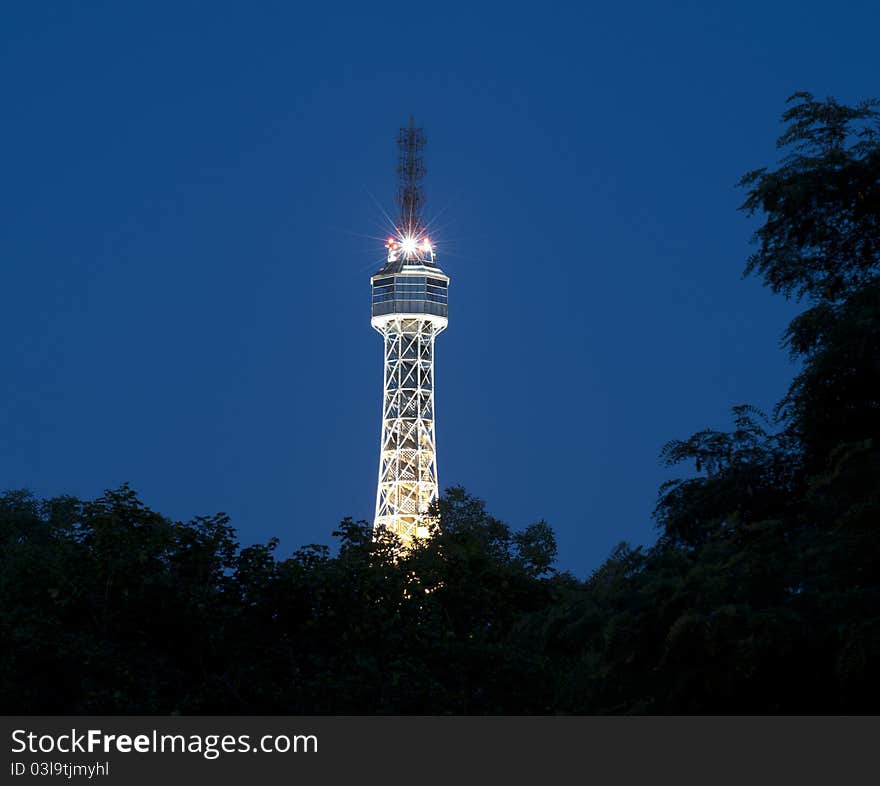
[2,2,877,576]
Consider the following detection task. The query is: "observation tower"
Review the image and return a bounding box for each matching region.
[371,119,449,544]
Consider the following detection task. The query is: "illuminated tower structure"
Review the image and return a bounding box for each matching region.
[371,119,449,544]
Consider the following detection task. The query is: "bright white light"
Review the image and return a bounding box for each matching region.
[384,230,436,263]
[401,235,418,256]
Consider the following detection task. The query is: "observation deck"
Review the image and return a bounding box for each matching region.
[370,252,449,331]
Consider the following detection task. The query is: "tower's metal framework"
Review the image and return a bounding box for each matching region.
[371,119,449,544]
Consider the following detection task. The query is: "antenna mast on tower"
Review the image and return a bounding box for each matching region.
[397,117,427,237]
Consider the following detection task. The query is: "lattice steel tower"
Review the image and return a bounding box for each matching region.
[371,118,449,544]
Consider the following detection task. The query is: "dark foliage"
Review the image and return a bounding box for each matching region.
[1,93,878,713]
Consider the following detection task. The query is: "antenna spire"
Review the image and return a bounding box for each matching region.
[397,116,426,236]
